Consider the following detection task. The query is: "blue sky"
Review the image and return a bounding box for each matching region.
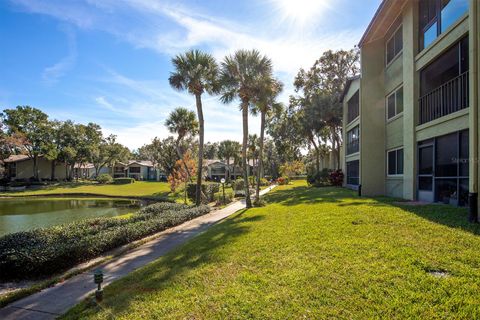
[0,0,381,149]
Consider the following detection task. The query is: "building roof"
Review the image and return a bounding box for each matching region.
[204,159,256,167]
[358,0,407,47]
[340,75,361,102]
[127,160,154,167]
[74,163,95,169]
[3,154,30,163]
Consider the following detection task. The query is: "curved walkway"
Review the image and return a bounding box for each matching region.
[0,185,276,320]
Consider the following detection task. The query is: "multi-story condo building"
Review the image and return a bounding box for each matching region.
[342,0,480,219]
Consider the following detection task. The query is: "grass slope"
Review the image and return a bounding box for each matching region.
[63,181,480,319]
[0,182,171,199]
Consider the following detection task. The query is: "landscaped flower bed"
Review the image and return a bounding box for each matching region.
[0,202,210,280]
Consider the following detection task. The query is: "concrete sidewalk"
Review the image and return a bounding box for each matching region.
[0,185,276,320]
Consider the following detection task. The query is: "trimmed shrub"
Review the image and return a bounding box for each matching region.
[307,169,330,187]
[0,202,210,280]
[259,178,270,186]
[329,170,344,186]
[186,183,220,203]
[96,174,113,184]
[214,189,233,205]
[113,177,135,185]
[277,176,289,185]
[232,178,245,191]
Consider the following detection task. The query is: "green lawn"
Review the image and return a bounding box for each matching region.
[63,181,480,319]
[0,181,172,199]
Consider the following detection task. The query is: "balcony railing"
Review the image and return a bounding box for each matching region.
[346,140,359,155]
[419,71,469,124]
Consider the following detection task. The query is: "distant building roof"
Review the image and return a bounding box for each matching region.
[3,154,30,163]
[340,75,361,102]
[74,163,95,169]
[128,160,154,167]
[204,159,256,167]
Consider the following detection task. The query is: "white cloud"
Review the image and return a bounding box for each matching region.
[9,0,361,148]
[42,25,77,84]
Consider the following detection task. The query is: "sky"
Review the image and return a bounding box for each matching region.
[0,0,381,150]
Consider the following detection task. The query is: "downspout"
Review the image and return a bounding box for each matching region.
[469,0,479,222]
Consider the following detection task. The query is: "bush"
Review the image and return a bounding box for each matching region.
[232,179,245,191]
[214,189,233,205]
[277,176,289,185]
[328,169,344,186]
[96,174,113,184]
[113,177,135,185]
[307,169,330,187]
[186,183,220,203]
[259,178,270,186]
[0,202,210,280]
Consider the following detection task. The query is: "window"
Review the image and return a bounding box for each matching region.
[347,91,359,124]
[346,160,359,185]
[386,86,403,120]
[386,25,403,65]
[346,126,360,155]
[419,0,468,50]
[8,162,16,178]
[387,148,403,176]
[129,166,141,173]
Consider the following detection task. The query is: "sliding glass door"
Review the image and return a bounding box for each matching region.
[417,130,469,206]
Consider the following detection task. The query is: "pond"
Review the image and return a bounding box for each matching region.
[0,198,143,236]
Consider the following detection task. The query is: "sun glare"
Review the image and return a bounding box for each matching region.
[272,0,329,26]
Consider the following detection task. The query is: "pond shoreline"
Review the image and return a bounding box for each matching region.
[0,193,171,202]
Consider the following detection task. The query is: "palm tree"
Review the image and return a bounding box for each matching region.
[169,49,219,206]
[165,107,198,203]
[218,140,241,182]
[252,77,283,200]
[219,49,273,208]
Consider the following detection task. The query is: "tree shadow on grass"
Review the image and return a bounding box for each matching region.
[388,201,480,235]
[264,186,354,206]
[65,209,264,319]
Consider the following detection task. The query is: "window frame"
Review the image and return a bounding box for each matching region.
[9,162,17,178]
[419,0,469,51]
[387,147,404,177]
[385,24,403,66]
[346,125,360,155]
[346,160,360,186]
[386,85,404,121]
[347,90,360,124]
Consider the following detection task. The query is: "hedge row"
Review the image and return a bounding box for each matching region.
[113,177,135,184]
[0,202,210,280]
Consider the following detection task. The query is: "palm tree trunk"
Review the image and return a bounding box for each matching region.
[226,159,230,182]
[195,94,204,206]
[255,111,266,200]
[241,102,252,208]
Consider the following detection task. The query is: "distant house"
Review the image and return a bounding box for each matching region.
[204,159,257,181]
[3,156,165,182]
[3,155,69,181]
[74,163,96,180]
[110,160,165,181]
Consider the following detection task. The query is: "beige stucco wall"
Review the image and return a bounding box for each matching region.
[360,38,386,196]
[14,158,67,180]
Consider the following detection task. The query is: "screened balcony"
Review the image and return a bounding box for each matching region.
[418,36,469,125]
[419,71,469,124]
